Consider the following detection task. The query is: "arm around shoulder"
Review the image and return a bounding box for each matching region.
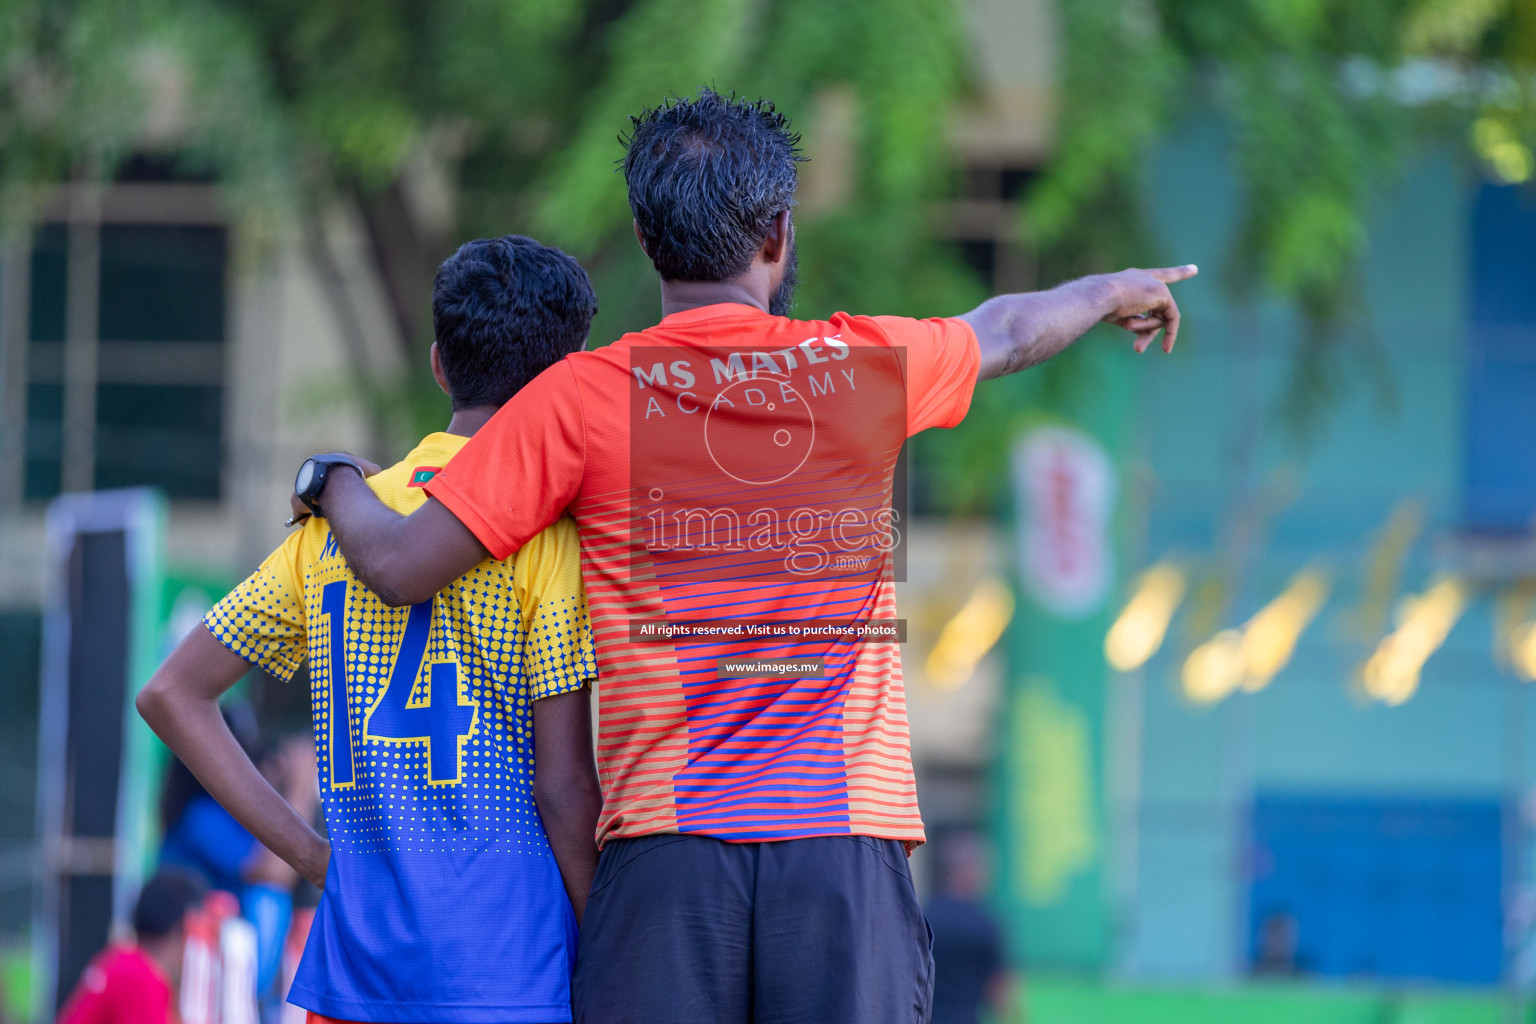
[316,470,489,606]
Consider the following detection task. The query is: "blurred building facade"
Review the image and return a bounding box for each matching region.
[1107,130,1536,987]
[0,166,402,937]
[4,0,1533,1009]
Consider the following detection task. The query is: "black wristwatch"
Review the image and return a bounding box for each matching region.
[295,454,365,518]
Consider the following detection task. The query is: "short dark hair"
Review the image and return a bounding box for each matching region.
[622,89,803,283]
[132,868,207,940]
[431,236,598,409]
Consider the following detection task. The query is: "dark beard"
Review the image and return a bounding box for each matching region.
[768,241,799,317]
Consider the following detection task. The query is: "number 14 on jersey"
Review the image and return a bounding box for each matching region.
[319,580,479,789]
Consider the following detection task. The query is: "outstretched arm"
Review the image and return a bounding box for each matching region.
[137,628,330,889]
[532,687,603,924]
[962,265,1198,380]
[304,464,489,607]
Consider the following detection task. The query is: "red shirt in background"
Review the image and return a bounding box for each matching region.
[58,945,175,1024]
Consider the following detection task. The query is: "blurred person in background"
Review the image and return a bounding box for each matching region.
[1253,910,1305,977]
[159,704,319,895]
[158,704,319,1016]
[926,832,1013,1024]
[138,235,603,1023]
[157,702,262,894]
[244,735,322,1018]
[57,868,207,1024]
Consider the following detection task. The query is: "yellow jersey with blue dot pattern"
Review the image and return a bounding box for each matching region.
[204,431,595,1023]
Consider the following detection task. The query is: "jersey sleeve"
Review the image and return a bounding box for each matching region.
[204,531,308,683]
[424,359,587,560]
[868,315,981,435]
[512,516,597,701]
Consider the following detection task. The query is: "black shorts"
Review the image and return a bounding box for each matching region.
[573,833,935,1024]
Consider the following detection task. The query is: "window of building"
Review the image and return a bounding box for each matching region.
[20,216,227,502]
[1465,181,1536,533]
[943,162,1041,296]
[1248,794,1501,984]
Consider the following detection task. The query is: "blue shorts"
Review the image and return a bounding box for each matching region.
[573,834,934,1024]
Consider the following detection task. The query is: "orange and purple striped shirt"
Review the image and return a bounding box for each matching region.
[427,304,979,847]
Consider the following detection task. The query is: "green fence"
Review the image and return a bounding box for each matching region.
[1023,977,1528,1024]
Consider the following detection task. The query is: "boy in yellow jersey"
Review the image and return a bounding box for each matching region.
[138,236,603,1024]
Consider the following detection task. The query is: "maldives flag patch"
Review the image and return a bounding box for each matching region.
[407,466,441,487]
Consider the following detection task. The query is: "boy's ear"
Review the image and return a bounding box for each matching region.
[430,343,451,397]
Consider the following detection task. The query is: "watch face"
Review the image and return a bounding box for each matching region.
[296,459,317,495]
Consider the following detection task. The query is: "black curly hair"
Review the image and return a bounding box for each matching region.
[132,868,207,940]
[622,88,804,284]
[432,235,598,409]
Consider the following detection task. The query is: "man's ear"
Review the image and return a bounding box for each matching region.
[430,343,451,397]
[760,210,791,266]
[633,219,648,256]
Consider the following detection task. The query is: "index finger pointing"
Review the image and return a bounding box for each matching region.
[1146,264,1199,284]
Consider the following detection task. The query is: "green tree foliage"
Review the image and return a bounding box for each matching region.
[6,0,1532,508]
[0,0,979,395]
[0,0,290,222]
[1034,0,1536,437]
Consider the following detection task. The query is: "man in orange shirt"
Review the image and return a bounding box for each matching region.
[298,89,1195,1023]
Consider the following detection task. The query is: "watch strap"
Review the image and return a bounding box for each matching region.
[298,455,365,517]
